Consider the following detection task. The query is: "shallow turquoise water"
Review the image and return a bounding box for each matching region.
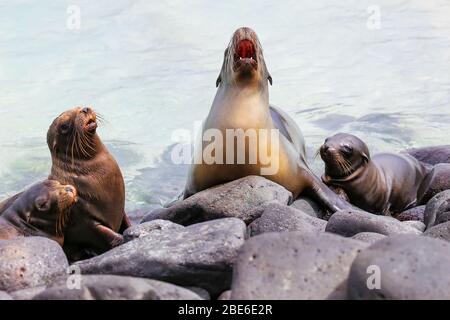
[0,0,449,211]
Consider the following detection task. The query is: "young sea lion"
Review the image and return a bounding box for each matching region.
[0,180,77,245]
[47,107,131,260]
[320,133,432,215]
[184,27,349,213]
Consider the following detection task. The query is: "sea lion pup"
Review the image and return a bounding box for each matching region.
[0,180,77,245]
[184,27,350,213]
[47,107,131,260]
[320,133,432,215]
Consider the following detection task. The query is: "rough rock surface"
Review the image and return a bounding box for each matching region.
[230,232,367,299]
[422,164,450,203]
[75,218,246,296]
[326,210,422,237]
[33,275,202,300]
[217,290,232,300]
[124,219,184,242]
[393,206,425,222]
[348,235,450,299]
[0,237,69,292]
[424,221,450,242]
[290,196,323,218]
[141,176,292,225]
[351,232,387,244]
[424,190,450,229]
[0,291,12,300]
[402,220,426,232]
[248,203,326,237]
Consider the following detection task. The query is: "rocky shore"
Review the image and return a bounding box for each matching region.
[1,147,450,300]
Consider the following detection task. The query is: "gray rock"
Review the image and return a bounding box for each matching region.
[402,220,426,232]
[0,291,12,300]
[9,286,47,300]
[124,219,184,242]
[290,196,323,218]
[326,210,422,237]
[424,190,450,229]
[351,232,387,244]
[230,232,367,300]
[407,145,450,165]
[348,235,450,299]
[217,290,232,300]
[422,164,450,203]
[33,275,202,300]
[184,287,210,300]
[424,221,450,242]
[393,206,425,222]
[141,176,292,225]
[75,218,246,296]
[248,203,326,237]
[0,237,68,292]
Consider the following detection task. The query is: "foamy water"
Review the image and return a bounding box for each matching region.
[1,0,449,211]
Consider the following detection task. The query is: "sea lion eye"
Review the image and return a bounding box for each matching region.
[60,122,70,135]
[341,145,353,156]
[35,196,51,212]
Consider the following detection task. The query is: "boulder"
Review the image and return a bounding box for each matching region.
[0,237,68,292]
[424,190,450,229]
[75,218,246,296]
[348,235,450,299]
[402,220,426,232]
[248,203,326,237]
[230,232,367,299]
[424,221,450,242]
[124,219,183,242]
[217,290,232,300]
[0,291,12,300]
[289,196,323,218]
[351,232,387,244]
[326,210,422,237]
[406,145,450,165]
[33,275,202,300]
[9,286,47,300]
[141,176,292,225]
[422,164,450,203]
[393,206,425,222]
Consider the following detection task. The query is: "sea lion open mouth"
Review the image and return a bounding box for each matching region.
[84,116,98,133]
[233,39,257,70]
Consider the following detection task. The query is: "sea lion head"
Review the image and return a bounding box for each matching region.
[12,180,77,241]
[47,107,100,160]
[320,133,371,182]
[216,27,272,88]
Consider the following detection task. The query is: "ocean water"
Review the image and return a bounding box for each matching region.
[0,0,449,212]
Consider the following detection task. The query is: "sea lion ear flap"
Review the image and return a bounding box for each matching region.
[216,75,221,88]
[268,74,273,86]
[216,48,229,88]
[361,152,370,163]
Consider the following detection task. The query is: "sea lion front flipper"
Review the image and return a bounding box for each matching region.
[118,212,132,234]
[94,223,124,249]
[304,173,352,216]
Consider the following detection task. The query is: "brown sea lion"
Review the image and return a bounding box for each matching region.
[47,107,131,260]
[320,133,432,215]
[0,180,77,245]
[184,27,350,213]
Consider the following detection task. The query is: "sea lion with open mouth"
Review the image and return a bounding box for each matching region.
[184,27,350,213]
[0,180,77,245]
[320,133,432,215]
[47,107,131,260]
